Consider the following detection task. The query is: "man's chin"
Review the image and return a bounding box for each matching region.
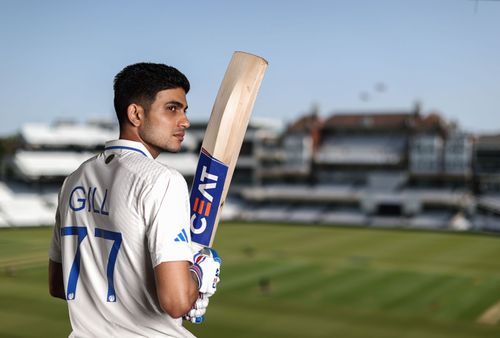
[161,145,182,154]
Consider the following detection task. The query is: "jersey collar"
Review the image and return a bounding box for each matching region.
[104,140,154,159]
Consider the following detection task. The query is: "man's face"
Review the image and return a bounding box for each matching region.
[139,87,190,156]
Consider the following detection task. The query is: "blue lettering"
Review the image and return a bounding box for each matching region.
[69,186,86,211]
[87,187,92,212]
[92,187,100,214]
[68,186,110,216]
[101,189,109,216]
[189,150,228,247]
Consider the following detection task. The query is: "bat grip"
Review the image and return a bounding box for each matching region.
[191,242,206,252]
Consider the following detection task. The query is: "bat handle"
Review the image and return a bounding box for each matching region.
[184,315,204,324]
[191,242,206,252]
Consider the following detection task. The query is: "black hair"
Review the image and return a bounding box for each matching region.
[113,62,190,126]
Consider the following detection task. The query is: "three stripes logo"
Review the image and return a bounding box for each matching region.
[190,149,228,247]
[174,229,189,243]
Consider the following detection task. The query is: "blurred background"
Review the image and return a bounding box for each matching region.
[1,1,500,337]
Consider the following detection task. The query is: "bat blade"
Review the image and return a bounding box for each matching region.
[189,51,268,250]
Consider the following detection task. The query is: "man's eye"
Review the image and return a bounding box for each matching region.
[167,106,177,112]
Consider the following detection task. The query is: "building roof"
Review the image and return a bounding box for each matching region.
[413,112,447,133]
[322,111,447,133]
[287,113,322,133]
[323,112,416,130]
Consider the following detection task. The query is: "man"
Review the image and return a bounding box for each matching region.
[48,63,221,337]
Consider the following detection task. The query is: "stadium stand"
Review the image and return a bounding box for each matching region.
[408,211,453,230]
[0,182,55,226]
[367,172,407,191]
[156,152,198,178]
[370,216,409,228]
[0,196,55,227]
[474,134,500,194]
[0,182,11,227]
[3,111,500,234]
[444,132,473,176]
[0,214,8,228]
[401,188,474,209]
[477,195,500,214]
[287,204,326,223]
[448,212,472,231]
[12,151,95,180]
[20,122,118,149]
[0,181,14,201]
[241,185,360,203]
[241,203,291,222]
[473,214,500,232]
[219,198,244,221]
[319,207,367,226]
[316,135,406,165]
[409,134,444,174]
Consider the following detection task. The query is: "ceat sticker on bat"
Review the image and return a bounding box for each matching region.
[190,148,228,246]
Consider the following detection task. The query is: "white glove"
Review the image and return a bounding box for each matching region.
[183,293,209,324]
[189,248,222,296]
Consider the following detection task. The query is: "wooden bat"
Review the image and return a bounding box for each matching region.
[189,51,268,251]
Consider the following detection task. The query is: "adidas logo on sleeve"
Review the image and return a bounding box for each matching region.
[174,229,189,243]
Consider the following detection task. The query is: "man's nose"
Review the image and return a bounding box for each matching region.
[179,115,190,129]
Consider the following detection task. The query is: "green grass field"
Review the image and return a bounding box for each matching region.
[1,223,500,338]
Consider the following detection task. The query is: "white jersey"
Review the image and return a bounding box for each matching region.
[49,139,196,338]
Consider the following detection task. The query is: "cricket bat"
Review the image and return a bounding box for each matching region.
[189,51,268,251]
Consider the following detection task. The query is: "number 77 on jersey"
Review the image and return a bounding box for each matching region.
[189,51,268,251]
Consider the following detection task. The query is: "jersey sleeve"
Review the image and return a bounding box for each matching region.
[146,171,193,267]
[48,200,62,263]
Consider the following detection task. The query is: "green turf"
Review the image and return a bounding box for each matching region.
[1,224,500,337]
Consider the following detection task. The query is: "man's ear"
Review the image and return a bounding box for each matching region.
[126,104,144,127]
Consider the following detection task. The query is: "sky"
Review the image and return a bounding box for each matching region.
[0,0,499,136]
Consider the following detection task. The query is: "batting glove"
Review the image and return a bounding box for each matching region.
[183,293,209,324]
[189,248,222,297]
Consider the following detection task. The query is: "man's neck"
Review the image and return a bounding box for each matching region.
[118,129,160,159]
